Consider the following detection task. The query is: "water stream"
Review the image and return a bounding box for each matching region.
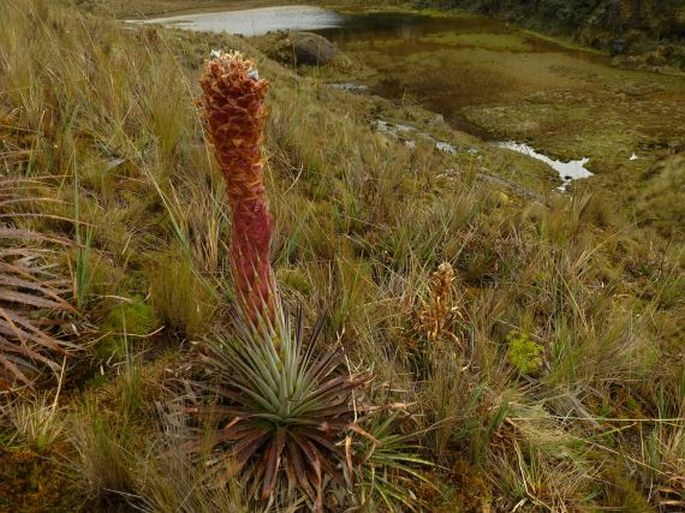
[496,141,592,190]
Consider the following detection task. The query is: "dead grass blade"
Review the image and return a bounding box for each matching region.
[0,226,78,391]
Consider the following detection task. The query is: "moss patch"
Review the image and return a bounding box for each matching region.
[0,448,78,513]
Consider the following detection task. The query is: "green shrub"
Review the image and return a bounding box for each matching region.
[506,329,544,375]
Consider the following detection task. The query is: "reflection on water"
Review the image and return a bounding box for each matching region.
[497,141,592,190]
[129,6,347,36]
[321,11,506,46]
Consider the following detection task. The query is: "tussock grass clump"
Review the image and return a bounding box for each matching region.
[147,251,217,339]
[4,392,66,452]
[136,445,257,513]
[69,401,139,502]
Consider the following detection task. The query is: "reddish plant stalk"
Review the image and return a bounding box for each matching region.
[200,51,277,329]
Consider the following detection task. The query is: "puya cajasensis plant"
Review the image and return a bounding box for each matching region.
[196,51,374,510]
[200,50,276,333]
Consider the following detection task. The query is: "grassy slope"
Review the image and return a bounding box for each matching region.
[0,1,683,512]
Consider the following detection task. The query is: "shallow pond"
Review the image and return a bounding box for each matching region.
[131,5,346,36]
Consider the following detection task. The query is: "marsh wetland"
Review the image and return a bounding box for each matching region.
[141,4,684,198]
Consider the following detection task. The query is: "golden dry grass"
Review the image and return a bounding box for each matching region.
[0,1,683,511]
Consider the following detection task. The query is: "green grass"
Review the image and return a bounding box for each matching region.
[0,0,683,511]
[419,32,534,52]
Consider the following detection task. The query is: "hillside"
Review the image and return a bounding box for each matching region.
[0,1,683,512]
[419,0,685,69]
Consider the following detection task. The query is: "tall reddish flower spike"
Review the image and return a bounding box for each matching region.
[200,51,277,331]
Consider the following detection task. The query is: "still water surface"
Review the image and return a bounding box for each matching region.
[132,6,346,35]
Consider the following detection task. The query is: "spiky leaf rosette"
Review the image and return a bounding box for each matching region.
[187,307,370,510]
[0,179,79,392]
[200,51,277,329]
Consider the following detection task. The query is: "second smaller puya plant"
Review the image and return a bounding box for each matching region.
[194,51,397,510]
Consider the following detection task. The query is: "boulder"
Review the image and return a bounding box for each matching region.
[288,32,340,66]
